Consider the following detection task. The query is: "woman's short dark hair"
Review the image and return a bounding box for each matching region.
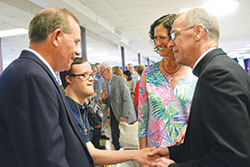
[149,14,178,52]
[123,70,132,81]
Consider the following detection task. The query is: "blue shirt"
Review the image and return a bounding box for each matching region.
[95,74,104,87]
[66,96,90,143]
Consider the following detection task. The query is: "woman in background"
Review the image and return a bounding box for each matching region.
[134,65,145,118]
[112,66,123,76]
[138,14,197,151]
[123,70,136,105]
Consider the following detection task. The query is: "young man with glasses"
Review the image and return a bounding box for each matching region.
[60,58,95,142]
[60,58,157,166]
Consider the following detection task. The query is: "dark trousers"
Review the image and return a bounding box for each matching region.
[91,127,101,149]
[110,107,120,150]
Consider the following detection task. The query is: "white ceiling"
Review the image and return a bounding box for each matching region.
[1,0,250,69]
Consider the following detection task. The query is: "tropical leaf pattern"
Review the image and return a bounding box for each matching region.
[138,62,197,147]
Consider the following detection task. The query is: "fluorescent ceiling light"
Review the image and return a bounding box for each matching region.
[0,28,28,38]
[180,0,238,16]
[236,47,250,51]
[202,0,239,16]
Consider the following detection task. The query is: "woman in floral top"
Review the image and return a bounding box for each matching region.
[138,14,197,149]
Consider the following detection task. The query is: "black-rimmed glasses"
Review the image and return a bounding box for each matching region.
[69,73,95,80]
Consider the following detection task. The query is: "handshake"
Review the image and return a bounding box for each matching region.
[135,147,175,167]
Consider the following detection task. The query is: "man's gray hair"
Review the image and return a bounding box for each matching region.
[184,8,220,43]
[100,62,112,72]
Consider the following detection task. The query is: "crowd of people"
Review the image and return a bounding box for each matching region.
[0,6,249,167]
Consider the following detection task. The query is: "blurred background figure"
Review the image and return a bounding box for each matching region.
[128,63,139,83]
[95,62,104,86]
[100,62,136,150]
[90,64,104,149]
[123,70,136,107]
[134,65,146,117]
[138,13,197,153]
[112,66,123,76]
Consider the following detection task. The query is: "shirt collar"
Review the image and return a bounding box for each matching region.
[25,48,58,80]
[192,47,216,69]
[66,96,88,113]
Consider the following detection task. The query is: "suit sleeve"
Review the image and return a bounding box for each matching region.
[102,81,108,104]
[93,79,101,103]
[120,77,134,117]
[169,67,250,167]
[6,73,70,167]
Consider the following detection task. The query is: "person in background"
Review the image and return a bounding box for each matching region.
[0,8,94,166]
[150,8,250,167]
[112,66,123,76]
[95,62,104,86]
[138,13,197,154]
[60,58,155,166]
[100,62,136,150]
[89,64,104,149]
[128,63,139,82]
[123,70,136,105]
[95,63,110,140]
[134,65,146,116]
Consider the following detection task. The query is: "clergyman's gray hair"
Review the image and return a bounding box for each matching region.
[184,8,220,43]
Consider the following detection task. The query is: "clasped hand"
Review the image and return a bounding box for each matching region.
[139,147,175,167]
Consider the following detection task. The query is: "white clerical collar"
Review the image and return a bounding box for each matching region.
[25,48,57,80]
[192,47,217,69]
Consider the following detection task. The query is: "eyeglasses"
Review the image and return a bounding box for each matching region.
[100,68,108,76]
[69,73,95,80]
[170,25,196,40]
[170,25,209,40]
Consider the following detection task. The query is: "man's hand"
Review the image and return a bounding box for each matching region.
[148,147,170,159]
[134,147,158,166]
[119,116,126,122]
[101,88,108,100]
[151,157,175,167]
[174,124,187,145]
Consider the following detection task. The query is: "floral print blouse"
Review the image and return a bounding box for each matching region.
[138,62,197,147]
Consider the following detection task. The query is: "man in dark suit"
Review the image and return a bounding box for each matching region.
[150,8,250,167]
[100,62,136,150]
[0,8,93,167]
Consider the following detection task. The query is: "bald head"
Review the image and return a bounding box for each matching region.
[181,8,220,43]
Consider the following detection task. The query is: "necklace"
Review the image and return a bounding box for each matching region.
[162,59,180,74]
[74,100,88,135]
